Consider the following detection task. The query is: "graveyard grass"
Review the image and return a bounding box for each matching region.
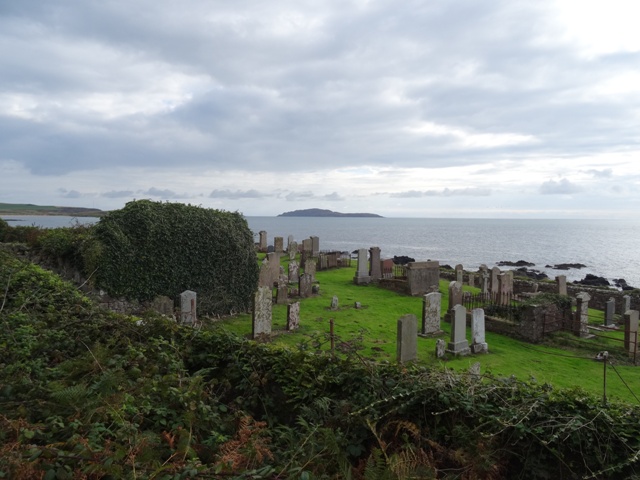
[216,256,640,404]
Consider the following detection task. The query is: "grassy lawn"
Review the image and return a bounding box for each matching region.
[214,258,640,404]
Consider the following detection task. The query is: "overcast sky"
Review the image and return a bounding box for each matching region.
[1,0,640,218]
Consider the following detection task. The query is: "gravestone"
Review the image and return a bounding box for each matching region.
[406,261,440,296]
[471,308,488,353]
[180,290,197,324]
[420,292,442,336]
[369,247,382,280]
[276,283,288,304]
[353,248,371,285]
[330,296,339,310]
[258,258,272,288]
[258,231,267,252]
[575,292,591,338]
[151,295,174,317]
[445,281,463,322]
[605,298,616,327]
[288,260,299,284]
[274,236,284,253]
[455,264,464,284]
[304,258,317,281]
[446,305,470,356]
[354,301,362,309]
[287,302,301,331]
[467,273,476,288]
[299,273,313,298]
[490,267,500,299]
[435,339,446,358]
[556,275,567,296]
[267,252,280,283]
[278,266,288,286]
[480,269,489,295]
[288,240,298,261]
[287,235,294,248]
[310,236,320,256]
[624,310,639,355]
[302,238,313,255]
[252,286,272,338]
[469,362,481,376]
[624,295,631,313]
[498,273,509,305]
[396,314,418,363]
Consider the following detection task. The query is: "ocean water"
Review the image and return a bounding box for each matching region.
[3,215,639,289]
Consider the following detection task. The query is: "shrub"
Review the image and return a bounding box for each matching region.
[0,217,8,242]
[89,200,259,315]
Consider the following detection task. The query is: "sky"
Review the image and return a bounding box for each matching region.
[1,0,640,218]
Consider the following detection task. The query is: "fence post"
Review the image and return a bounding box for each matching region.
[330,318,335,354]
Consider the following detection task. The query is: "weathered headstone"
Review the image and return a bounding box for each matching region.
[406,261,440,296]
[575,292,591,338]
[490,267,500,300]
[288,240,298,261]
[276,283,288,304]
[274,236,284,253]
[354,301,362,309]
[310,236,320,256]
[287,301,300,331]
[302,238,313,255]
[471,308,488,353]
[455,264,464,284]
[299,273,313,298]
[252,286,272,338]
[447,281,463,311]
[469,362,481,376]
[304,258,317,281]
[556,275,567,296]
[446,305,470,356]
[605,298,616,327]
[258,231,267,252]
[467,273,476,288]
[396,314,418,363]
[288,260,299,284]
[151,295,174,317]
[330,296,339,310]
[353,248,371,285]
[287,235,294,248]
[258,258,272,287]
[498,273,509,305]
[624,310,639,356]
[420,292,442,336]
[624,295,632,313]
[480,270,489,295]
[369,247,382,280]
[180,290,197,324]
[435,339,446,358]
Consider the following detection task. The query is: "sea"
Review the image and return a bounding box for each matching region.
[3,215,639,289]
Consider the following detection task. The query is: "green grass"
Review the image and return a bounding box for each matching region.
[214,259,640,404]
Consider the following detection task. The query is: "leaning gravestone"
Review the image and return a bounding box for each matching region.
[287,301,301,331]
[471,308,489,353]
[180,290,197,324]
[446,304,470,356]
[420,292,442,336]
[396,314,418,363]
[252,286,272,338]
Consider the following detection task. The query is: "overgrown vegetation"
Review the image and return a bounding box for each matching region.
[2,249,640,479]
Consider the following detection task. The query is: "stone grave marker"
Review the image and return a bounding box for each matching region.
[252,286,272,338]
[299,273,313,298]
[180,290,196,324]
[624,295,632,313]
[310,236,320,256]
[287,302,301,331]
[575,292,591,338]
[605,298,616,327]
[258,231,267,252]
[624,310,639,355]
[556,275,567,296]
[490,267,500,299]
[331,296,339,310]
[435,339,446,358]
[445,281,462,322]
[288,240,298,261]
[446,304,470,356]
[369,247,382,280]
[396,314,418,363]
[420,291,442,336]
[471,308,488,353]
[468,273,476,288]
[276,283,288,304]
[406,261,440,296]
[455,264,464,284]
[288,260,299,284]
[305,258,317,281]
[274,236,284,253]
[354,248,371,285]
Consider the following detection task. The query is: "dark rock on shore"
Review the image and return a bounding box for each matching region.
[393,255,416,265]
[498,260,535,267]
[614,278,636,291]
[546,263,587,270]
[440,264,453,270]
[574,274,610,287]
[514,267,549,281]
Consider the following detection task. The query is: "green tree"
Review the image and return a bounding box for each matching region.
[89,200,258,315]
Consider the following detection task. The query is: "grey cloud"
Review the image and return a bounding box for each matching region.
[59,189,83,198]
[143,187,182,198]
[585,168,613,178]
[284,191,344,202]
[390,188,491,198]
[209,189,268,199]
[539,178,582,195]
[101,190,135,198]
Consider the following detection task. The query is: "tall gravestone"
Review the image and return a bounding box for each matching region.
[288,260,299,284]
[258,258,272,287]
[445,281,463,322]
[420,292,442,336]
[252,286,272,338]
[556,275,567,296]
[288,240,298,261]
[302,238,313,255]
[446,305,470,356]
[471,308,488,353]
[274,236,284,253]
[490,267,500,300]
[467,273,476,288]
[287,302,301,331]
[396,314,418,363]
[304,258,316,281]
[354,248,371,285]
[310,236,320,256]
[180,290,197,324]
[287,235,294,248]
[624,310,639,355]
[624,295,632,313]
[605,298,616,327]
[299,273,313,298]
[498,273,509,305]
[455,264,464,284]
[575,292,591,338]
[258,231,267,252]
[369,247,382,280]
[406,261,440,296]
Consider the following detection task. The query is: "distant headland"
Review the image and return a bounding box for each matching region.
[278,208,383,218]
[0,203,106,217]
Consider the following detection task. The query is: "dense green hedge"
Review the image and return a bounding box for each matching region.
[89,200,259,315]
[0,218,8,242]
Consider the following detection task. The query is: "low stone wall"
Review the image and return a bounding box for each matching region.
[378,278,410,295]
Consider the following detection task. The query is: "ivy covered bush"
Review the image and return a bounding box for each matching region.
[89,200,259,315]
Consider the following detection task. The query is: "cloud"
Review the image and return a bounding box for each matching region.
[209,189,269,199]
[143,187,183,199]
[390,188,492,198]
[585,168,613,178]
[59,189,83,199]
[284,191,345,202]
[101,190,135,198]
[539,178,582,195]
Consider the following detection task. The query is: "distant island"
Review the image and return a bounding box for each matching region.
[278,208,383,218]
[0,203,106,217]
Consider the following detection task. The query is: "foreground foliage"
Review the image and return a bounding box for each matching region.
[2,250,640,479]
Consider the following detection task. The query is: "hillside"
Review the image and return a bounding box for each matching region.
[0,202,105,217]
[278,208,382,217]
